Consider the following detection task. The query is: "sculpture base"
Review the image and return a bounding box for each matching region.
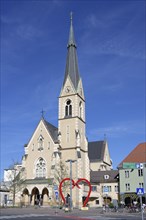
[64,208,69,212]
[81,207,89,211]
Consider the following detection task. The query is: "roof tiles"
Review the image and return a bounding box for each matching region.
[118,142,146,167]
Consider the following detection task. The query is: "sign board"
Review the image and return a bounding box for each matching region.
[123,163,144,169]
[136,163,143,169]
[136,188,144,195]
[54,185,58,190]
[123,163,136,169]
[55,191,59,199]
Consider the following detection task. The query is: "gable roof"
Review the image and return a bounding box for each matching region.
[43,119,58,143]
[88,141,105,162]
[90,170,119,184]
[118,142,146,167]
[24,119,58,147]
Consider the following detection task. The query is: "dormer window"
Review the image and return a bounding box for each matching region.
[104,175,109,179]
[65,99,72,117]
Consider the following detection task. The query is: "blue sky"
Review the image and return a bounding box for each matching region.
[1,0,145,180]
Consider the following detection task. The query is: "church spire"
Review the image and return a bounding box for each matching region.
[63,12,80,90]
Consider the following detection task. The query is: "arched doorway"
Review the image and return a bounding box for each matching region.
[42,188,49,206]
[103,196,111,205]
[22,188,29,206]
[124,194,138,207]
[125,197,131,207]
[31,187,40,205]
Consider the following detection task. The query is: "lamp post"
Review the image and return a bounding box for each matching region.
[66,159,76,210]
[143,163,146,195]
[103,186,108,212]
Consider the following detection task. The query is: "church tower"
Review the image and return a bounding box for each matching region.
[58,14,90,206]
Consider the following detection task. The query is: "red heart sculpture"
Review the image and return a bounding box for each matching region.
[59,178,91,207]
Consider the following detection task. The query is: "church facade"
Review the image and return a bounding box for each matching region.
[4,16,114,208]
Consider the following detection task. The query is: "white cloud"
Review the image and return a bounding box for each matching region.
[101,82,123,92]
[81,34,145,60]
[1,15,19,24]
[16,24,43,40]
[86,14,107,29]
[52,0,63,6]
[88,120,145,139]
[80,6,145,60]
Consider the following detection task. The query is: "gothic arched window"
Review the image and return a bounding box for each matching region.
[38,135,44,151]
[35,158,46,178]
[65,100,72,117]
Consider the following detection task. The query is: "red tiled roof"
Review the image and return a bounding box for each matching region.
[118,142,146,167]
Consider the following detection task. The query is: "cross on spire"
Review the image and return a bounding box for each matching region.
[104,134,107,143]
[70,11,73,24]
[41,109,45,119]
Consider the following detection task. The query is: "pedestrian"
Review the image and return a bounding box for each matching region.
[102,204,106,212]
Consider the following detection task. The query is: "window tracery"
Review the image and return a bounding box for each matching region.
[35,158,46,178]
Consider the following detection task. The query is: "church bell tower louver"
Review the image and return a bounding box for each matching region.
[58,13,90,193]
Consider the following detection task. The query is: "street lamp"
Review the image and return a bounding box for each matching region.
[66,159,76,210]
[143,163,146,194]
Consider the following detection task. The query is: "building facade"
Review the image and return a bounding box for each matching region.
[118,142,146,206]
[89,170,119,207]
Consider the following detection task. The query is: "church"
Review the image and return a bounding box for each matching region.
[5,15,113,208]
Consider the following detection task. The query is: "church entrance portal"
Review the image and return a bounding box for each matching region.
[31,187,40,205]
[22,188,29,206]
[103,196,111,205]
[41,188,49,206]
[30,187,49,206]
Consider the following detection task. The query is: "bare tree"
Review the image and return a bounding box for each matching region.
[4,163,26,206]
[53,160,70,205]
[54,160,69,183]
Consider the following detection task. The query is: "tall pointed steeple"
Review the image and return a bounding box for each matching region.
[68,12,76,47]
[63,12,80,90]
[58,15,90,204]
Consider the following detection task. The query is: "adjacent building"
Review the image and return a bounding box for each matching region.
[89,170,119,207]
[118,142,146,206]
[0,182,9,207]
[88,140,112,171]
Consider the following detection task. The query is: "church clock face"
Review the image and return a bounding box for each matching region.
[65,86,71,93]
